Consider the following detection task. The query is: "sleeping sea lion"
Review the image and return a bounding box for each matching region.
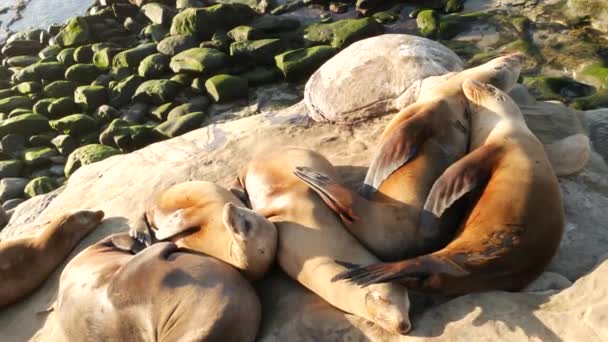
[332,79,565,295]
[0,209,104,308]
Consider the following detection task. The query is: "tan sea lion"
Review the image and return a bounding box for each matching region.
[0,209,104,308]
[52,233,261,341]
[332,79,565,295]
[294,53,525,262]
[234,146,412,335]
[131,181,278,281]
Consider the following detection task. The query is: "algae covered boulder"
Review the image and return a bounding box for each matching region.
[99,119,164,151]
[44,81,76,98]
[65,64,104,84]
[50,114,99,136]
[230,39,286,64]
[57,48,77,66]
[54,17,93,48]
[132,79,180,105]
[33,99,55,116]
[0,96,32,114]
[23,147,58,166]
[0,178,29,202]
[138,53,170,78]
[523,76,595,102]
[6,55,40,68]
[170,4,256,40]
[74,85,108,110]
[156,35,198,56]
[275,46,336,82]
[417,10,440,38]
[93,48,124,69]
[169,47,230,74]
[0,160,23,178]
[24,176,58,198]
[110,75,145,107]
[155,111,206,138]
[51,134,78,156]
[1,40,43,57]
[0,114,49,138]
[112,43,158,69]
[13,82,41,95]
[64,144,121,177]
[205,74,248,102]
[15,62,66,83]
[303,18,384,49]
[47,97,81,118]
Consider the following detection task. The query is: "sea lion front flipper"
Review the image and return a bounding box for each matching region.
[294,167,361,224]
[111,233,147,254]
[361,102,445,198]
[423,143,503,219]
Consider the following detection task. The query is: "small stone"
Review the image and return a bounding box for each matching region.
[329,2,349,13]
[65,63,104,84]
[74,85,109,110]
[44,80,76,98]
[155,111,206,138]
[205,74,248,103]
[50,114,99,136]
[51,134,78,156]
[169,47,230,74]
[48,97,82,118]
[138,53,170,78]
[0,114,50,139]
[275,46,336,82]
[23,146,58,166]
[0,160,23,178]
[64,144,121,177]
[24,176,59,198]
[133,79,181,105]
[0,178,29,202]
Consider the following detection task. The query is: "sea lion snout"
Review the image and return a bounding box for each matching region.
[364,289,411,335]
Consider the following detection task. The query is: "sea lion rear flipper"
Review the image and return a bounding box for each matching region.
[294,167,360,223]
[129,213,154,246]
[423,143,503,219]
[111,233,147,254]
[361,103,443,198]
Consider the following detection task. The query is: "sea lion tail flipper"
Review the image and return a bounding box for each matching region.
[423,143,503,219]
[294,167,361,223]
[129,213,155,246]
[361,105,442,198]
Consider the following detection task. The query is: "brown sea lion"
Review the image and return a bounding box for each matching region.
[234,146,412,335]
[294,53,524,261]
[0,209,104,308]
[131,181,278,281]
[332,79,565,295]
[52,233,261,341]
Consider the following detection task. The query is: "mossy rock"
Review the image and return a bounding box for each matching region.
[205,74,248,103]
[230,39,287,65]
[240,66,282,86]
[132,79,181,105]
[94,105,121,123]
[47,97,82,118]
[373,11,400,25]
[523,76,595,102]
[64,144,122,177]
[38,45,63,59]
[73,44,95,64]
[55,17,93,48]
[169,4,256,40]
[50,114,99,136]
[29,134,56,146]
[170,73,195,86]
[24,176,58,198]
[580,64,608,89]
[0,160,23,178]
[65,63,104,84]
[166,98,209,120]
[57,48,77,66]
[150,102,177,121]
[0,133,26,157]
[13,82,42,95]
[44,81,76,98]
[438,11,491,40]
[22,146,58,166]
[228,25,265,42]
[15,62,66,83]
[8,108,33,118]
[51,134,78,156]
[0,88,16,98]
[138,53,170,78]
[275,46,336,82]
[155,111,206,138]
[303,18,384,50]
[156,35,199,56]
[6,55,40,68]
[250,15,300,33]
[2,40,44,57]
[109,75,145,107]
[112,43,158,69]
[99,119,164,151]
[169,47,230,74]
[571,89,608,110]
[74,85,108,110]
[93,47,124,69]
[417,10,439,38]
[498,38,540,71]
[0,96,32,114]
[143,24,170,43]
[199,31,232,53]
[33,98,55,116]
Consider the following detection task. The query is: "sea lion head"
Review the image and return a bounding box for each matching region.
[462,79,521,118]
[479,52,524,93]
[59,209,105,234]
[364,285,411,335]
[223,202,278,280]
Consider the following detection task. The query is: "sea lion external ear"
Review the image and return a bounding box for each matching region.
[423,143,503,219]
[294,167,360,224]
[361,102,445,198]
